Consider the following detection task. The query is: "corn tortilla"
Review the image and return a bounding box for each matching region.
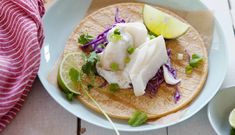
[63,3,208,119]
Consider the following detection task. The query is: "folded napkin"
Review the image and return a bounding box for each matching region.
[0,0,44,132]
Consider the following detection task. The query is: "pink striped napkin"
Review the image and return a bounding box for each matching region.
[0,0,44,132]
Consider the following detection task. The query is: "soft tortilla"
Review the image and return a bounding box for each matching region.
[63,3,208,119]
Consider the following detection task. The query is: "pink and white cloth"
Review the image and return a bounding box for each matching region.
[0,0,44,132]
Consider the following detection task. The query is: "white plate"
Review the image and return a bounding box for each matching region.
[208,87,235,135]
[39,0,228,132]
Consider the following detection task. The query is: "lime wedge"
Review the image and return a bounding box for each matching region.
[58,52,82,95]
[143,4,189,39]
[229,108,235,129]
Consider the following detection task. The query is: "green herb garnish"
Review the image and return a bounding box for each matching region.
[63,68,81,101]
[111,34,122,42]
[114,28,121,35]
[189,54,203,67]
[110,29,122,42]
[149,34,156,40]
[82,62,95,75]
[78,33,93,45]
[148,31,156,39]
[128,111,148,127]
[185,53,203,74]
[66,92,74,101]
[110,62,119,71]
[127,47,135,54]
[185,65,193,74]
[87,84,94,91]
[125,57,131,64]
[81,52,99,75]
[109,83,120,92]
[87,51,99,63]
[69,67,81,82]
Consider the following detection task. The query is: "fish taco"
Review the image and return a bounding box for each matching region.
[58,2,208,127]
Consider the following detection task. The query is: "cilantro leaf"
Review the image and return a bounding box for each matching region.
[66,92,74,101]
[69,68,81,82]
[87,84,94,91]
[87,52,99,63]
[78,33,93,45]
[81,52,99,75]
[109,83,120,92]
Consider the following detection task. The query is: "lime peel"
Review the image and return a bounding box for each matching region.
[229,108,235,129]
[143,4,189,39]
[58,52,82,95]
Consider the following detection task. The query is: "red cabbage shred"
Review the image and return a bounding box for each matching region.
[146,49,181,103]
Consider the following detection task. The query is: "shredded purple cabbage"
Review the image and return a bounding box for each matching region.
[115,8,125,23]
[146,49,181,103]
[80,8,125,53]
[146,67,164,96]
[165,49,177,79]
[174,86,181,103]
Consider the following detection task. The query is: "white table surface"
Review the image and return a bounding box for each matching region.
[1,0,235,135]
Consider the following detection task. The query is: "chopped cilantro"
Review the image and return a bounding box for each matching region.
[148,31,157,39]
[87,52,99,63]
[127,47,135,54]
[66,92,74,101]
[111,34,122,42]
[110,28,122,42]
[125,57,131,64]
[81,52,99,75]
[78,33,93,45]
[189,54,203,67]
[128,111,148,127]
[185,65,193,74]
[149,34,156,40]
[82,62,95,75]
[185,53,203,74]
[109,83,120,92]
[110,62,119,71]
[87,84,94,91]
[69,68,81,82]
[114,28,121,35]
